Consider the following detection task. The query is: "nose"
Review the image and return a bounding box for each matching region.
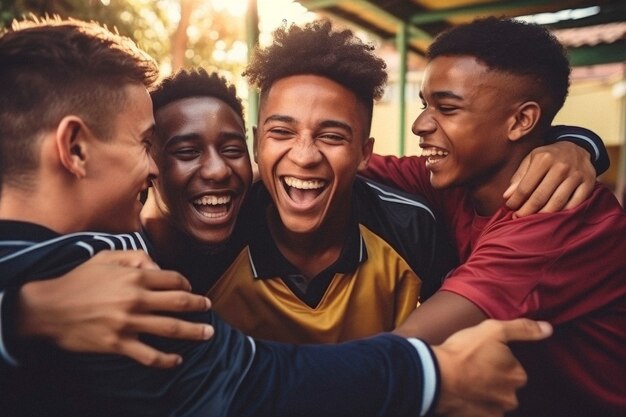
[148,153,159,180]
[199,150,231,182]
[288,134,323,167]
[411,109,437,138]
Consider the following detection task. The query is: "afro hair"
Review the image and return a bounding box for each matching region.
[243,19,387,113]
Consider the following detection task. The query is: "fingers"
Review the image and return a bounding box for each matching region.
[504,162,549,212]
[116,338,183,369]
[91,250,160,270]
[562,178,594,210]
[136,290,211,313]
[503,157,530,201]
[137,268,194,292]
[126,315,214,341]
[490,318,553,343]
[505,141,596,217]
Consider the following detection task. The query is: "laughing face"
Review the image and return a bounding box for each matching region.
[254,74,373,236]
[414,55,519,193]
[151,96,252,246]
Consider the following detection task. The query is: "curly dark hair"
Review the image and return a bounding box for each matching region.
[151,67,245,127]
[427,17,570,127]
[243,20,387,125]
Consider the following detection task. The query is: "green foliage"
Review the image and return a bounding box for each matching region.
[0,0,247,79]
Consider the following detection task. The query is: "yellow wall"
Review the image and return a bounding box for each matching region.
[555,79,625,147]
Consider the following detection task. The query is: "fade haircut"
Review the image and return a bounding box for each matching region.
[151,67,245,129]
[243,20,387,133]
[0,16,158,190]
[427,17,570,128]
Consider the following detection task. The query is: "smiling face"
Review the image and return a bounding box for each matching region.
[151,96,252,246]
[414,55,521,193]
[255,74,374,236]
[87,84,158,232]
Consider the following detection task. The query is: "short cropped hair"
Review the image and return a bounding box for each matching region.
[0,17,158,189]
[427,17,570,127]
[151,68,245,129]
[243,20,387,130]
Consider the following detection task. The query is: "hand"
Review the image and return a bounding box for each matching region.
[503,141,595,217]
[432,318,552,417]
[17,250,213,368]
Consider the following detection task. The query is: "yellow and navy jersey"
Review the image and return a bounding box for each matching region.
[209,177,457,344]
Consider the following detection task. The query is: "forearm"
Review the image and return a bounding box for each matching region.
[231,333,436,417]
[548,125,609,175]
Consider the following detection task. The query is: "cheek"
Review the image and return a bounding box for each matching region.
[130,152,153,177]
[162,158,195,185]
[256,152,275,181]
[328,150,360,179]
[232,160,253,184]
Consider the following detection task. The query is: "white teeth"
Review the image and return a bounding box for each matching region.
[193,195,231,205]
[199,212,225,219]
[284,176,325,190]
[421,148,449,157]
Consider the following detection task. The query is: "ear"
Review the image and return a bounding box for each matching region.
[252,125,259,163]
[358,137,375,170]
[508,101,541,142]
[55,116,90,178]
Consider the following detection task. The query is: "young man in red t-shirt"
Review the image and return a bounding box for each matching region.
[365,17,626,417]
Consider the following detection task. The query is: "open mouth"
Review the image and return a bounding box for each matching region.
[192,194,232,219]
[421,147,449,165]
[282,176,326,204]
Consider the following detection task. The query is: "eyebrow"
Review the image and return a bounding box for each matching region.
[164,133,200,147]
[263,114,295,125]
[165,130,247,147]
[263,114,353,134]
[318,120,353,135]
[420,90,464,101]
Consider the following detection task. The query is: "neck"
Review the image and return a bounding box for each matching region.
[141,194,207,266]
[468,148,533,216]
[0,182,84,234]
[266,205,350,279]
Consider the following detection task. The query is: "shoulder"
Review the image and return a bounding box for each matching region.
[0,230,152,284]
[354,176,437,223]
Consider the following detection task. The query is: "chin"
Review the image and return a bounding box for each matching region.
[192,229,232,247]
[429,174,454,191]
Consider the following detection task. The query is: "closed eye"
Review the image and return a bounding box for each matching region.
[172,147,200,160]
[268,127,293,138]
[437,105,458,114]
[318,132,346,143]
[222,146,247,158]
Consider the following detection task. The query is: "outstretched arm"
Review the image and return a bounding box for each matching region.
[10,250,213,368]
[233,318,551,417]
[394,291,486,344]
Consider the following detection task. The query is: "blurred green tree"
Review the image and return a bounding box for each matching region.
[0,0,247,79]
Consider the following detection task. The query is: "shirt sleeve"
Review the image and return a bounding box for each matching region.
[547,125,609,175]
[362,154,451,216]
[0,289,20,367]
[231,333,439,417]
[406,338,440,416]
